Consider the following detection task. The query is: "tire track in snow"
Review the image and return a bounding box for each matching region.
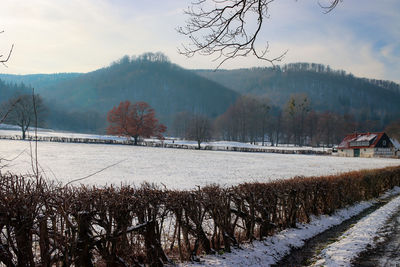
[312,193,400,267]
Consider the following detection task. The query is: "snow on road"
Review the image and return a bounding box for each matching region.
[0,139,399,189]
[182,187,400,267]
[313,187,400,267]
[184,201,375,267]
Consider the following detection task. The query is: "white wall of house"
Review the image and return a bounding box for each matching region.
[338,149,354,157]
[360,148,375,158]
[374,147,395,158]
[338,148,394,158]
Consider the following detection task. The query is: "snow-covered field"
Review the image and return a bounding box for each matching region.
[0,125,329,152]
[0,127,128,141]
[0,138,399,189]
[1,127,400,266]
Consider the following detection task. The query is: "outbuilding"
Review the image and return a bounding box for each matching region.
[337,132,395,158]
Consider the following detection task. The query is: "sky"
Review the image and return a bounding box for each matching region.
[0,0,399,83]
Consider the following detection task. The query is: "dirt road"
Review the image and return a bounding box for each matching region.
[353,208,400,266]
[277,197,400,266]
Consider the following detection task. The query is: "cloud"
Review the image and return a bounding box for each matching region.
[0,0,398,83]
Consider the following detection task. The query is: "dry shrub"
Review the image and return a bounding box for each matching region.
[0,166,398,265]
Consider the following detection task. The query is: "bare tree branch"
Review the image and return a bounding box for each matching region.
[0,97,20,124]
[0,30,14,67]
[178,0,341,68]
[64,159,128,187]
[30,88,39,179]
[319,0,341,13]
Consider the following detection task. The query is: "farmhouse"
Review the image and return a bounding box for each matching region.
[337,132,395,158]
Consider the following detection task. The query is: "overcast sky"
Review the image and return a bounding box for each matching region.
[0,0,399,82]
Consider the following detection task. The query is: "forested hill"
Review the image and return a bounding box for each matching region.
[0,79,31,101]
[47,54,238,115]
[0,53,239,132]
[1,58,399,133]
[196,63,400,124]
[0,73,81,90]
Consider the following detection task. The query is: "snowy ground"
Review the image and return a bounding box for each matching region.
[180,187,400,267]
[0,125,329,152]
[1,127,400,266]
[0,138,399,189]
[313,188,400,267]
[0,126,128,141]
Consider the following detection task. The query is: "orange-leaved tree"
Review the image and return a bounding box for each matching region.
[107,101,166,145]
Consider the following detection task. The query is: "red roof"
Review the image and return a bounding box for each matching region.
[338,132,385,149]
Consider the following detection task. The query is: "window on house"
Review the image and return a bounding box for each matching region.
[383,140,387,146]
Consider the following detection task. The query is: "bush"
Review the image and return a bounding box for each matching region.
[0,166,399,265]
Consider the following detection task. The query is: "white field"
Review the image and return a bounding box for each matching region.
[0,125,328,152]
[1,139,399,189]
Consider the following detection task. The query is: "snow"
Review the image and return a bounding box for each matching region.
[1,127,400,265]
[149,139,329,152]
[0,139,399,189]
[313,187,400,267]
[355,134,376,142]
[181,187,400,267]
[0,125,328,152]
[0,126,128,141]
[180,187,400,267]
[184,202,374,267]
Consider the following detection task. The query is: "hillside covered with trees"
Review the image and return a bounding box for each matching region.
[1,56,399,141]
[197,63,400,129]
[1,53,239,132]
[0,79,31,101]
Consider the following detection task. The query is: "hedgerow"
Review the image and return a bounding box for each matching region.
[0,166,399,266]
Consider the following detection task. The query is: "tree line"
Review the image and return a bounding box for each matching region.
[171,93,378,148]
[1,77,399,147]
[0,93,46,139]
[1,90,399,148]
[197,63,400,130]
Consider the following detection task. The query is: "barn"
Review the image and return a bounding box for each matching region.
[337,132,395,158]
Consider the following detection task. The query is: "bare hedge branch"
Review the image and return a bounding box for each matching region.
[0,165,398,265]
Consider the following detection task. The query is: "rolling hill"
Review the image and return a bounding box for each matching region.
[1,54,239,132]
[1,57,399,133]
[196,63,400,126]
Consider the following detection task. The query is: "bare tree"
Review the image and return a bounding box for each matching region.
[178,0,341,68]
[186,114,212,149]
[0,97,20,124]
[0,30,15,123]
[385,119,400,142]
[3,94,46,140]
[214,95,271,144]
[284,94,310,146]
[172,111,192,139]
[258,97,270,146]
